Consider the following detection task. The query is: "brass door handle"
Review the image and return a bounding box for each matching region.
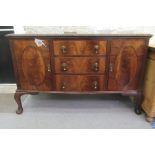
[61,45,66,54]
[109,63,113,72]
[93,62,99,72]
[61,62,68,71]
[47,64,51,72]
[61,82,66,90]
[94,45,99,54]
[92,81,98,90]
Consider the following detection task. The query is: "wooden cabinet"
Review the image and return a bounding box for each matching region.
[7,34,152,114]
[142,47,155,122]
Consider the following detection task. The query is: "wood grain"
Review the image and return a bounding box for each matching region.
[53,39,107,56]
[110,39,146,56]
[54,57,106,74]
[55,75,105,91]
[108,39,146,90]
[11,39,53,91]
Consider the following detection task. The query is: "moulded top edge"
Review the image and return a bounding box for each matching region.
[5,33,153,38]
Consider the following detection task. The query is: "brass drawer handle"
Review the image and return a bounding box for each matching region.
[61,45,66,54]
[93,62,99,72]
[94,45,99,54]
[47,64,51,72]
[61,82,66,89]
[92,81,98,90]
[61,62,68,71]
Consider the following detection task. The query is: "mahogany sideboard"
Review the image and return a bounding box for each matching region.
[6,34,152,114]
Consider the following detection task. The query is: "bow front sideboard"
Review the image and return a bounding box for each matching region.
[6,34,152,114]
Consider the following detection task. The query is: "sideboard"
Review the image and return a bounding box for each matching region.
[6,34,152,114]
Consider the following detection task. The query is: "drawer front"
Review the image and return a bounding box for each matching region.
[53,40,107,56]
[54,57,106,74]
[55,75,105,91]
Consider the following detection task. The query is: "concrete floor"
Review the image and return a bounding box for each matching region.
[0,88,153,128]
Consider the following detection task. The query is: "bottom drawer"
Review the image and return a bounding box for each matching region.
[55,75,105,91]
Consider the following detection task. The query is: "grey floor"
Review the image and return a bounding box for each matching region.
[0,93,152,129]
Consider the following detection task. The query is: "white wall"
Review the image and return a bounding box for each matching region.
[13,26,155,46]
[2,0,155,46]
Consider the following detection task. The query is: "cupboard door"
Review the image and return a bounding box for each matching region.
[11,39,52,91]
[108,39,147,91]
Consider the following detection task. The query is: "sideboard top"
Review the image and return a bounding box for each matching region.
[6,33,153,38]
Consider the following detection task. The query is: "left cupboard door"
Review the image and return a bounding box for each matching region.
[10,39,53,91]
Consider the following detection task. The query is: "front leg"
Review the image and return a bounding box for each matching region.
[14,91,26,114]
[134,91,144,115]
[14,91,38,114]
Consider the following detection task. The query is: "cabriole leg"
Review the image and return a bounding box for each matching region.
[14,91,39,114]
[14,91,25,114]
[134,92,144,115]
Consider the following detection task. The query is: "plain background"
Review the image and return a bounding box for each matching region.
[0,0,155,155]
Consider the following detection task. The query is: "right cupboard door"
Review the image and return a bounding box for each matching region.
[108,39,147,91]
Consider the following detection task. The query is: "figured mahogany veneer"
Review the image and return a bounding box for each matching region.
[11,39,52,91]
[53,40,107,56]
[108,39,146,91]
[55,75,105,91]
[54,57,106,74]
[6,34,152,115]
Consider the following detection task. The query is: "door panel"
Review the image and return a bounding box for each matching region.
[11,39,52,91]
[110,39,146,56]
[108,39,146,91]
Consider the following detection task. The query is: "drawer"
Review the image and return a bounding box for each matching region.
[54,57,106,74]
[53,40,107,56]
[55,75,105,91]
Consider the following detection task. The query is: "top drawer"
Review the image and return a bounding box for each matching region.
[53,39,107,56]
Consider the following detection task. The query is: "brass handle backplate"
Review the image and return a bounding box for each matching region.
[94,45,99,54]
[47,64,51,72]
[92,81,98,90]
[61,45,66,54]
[93,62,99,72]
[61,62,68,71]
[109,63,113,72]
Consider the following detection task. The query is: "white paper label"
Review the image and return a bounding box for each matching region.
[34,39,46,47]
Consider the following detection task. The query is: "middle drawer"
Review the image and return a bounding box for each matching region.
[54,57,106,74]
